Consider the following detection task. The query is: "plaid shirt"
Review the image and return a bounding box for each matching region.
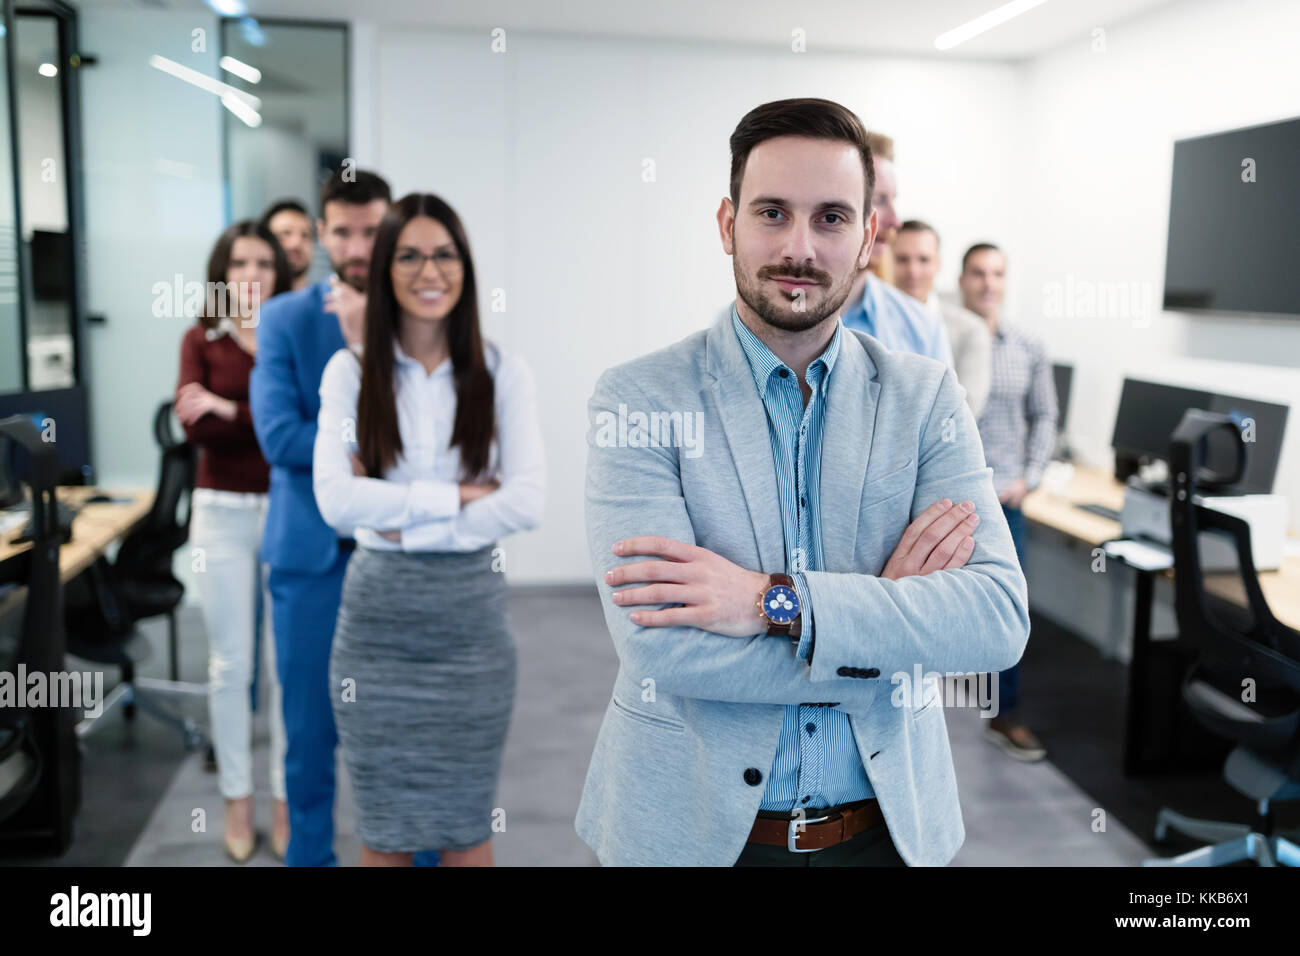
[975,321,1058,495]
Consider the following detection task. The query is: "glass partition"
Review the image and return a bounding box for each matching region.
[220,18,348,235]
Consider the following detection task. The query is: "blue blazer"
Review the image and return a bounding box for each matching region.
[250,279,347,575]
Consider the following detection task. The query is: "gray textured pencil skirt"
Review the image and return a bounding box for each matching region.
[329,544,515,853]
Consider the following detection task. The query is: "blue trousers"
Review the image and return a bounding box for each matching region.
[269,547,439,867]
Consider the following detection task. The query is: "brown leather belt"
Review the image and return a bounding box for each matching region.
[747,798,883,853]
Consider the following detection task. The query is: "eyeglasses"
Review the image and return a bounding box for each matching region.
[392,248,463,277]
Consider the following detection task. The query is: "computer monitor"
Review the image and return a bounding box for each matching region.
[0,387,94,486]
[1111,378,1288,495]
[0,433,21,509]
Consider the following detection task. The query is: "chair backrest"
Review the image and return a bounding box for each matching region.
[115,402,196,577]
[0,417,62,672]
[1169,409,1300,693]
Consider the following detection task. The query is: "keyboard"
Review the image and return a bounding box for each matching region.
[1074,502,1121,522]
[14,500,79,544]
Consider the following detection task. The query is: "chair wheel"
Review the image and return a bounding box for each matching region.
[124,703,136,720]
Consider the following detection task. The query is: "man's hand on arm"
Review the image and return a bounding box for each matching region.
[605,537,769,638]
[998,478,1029,509]
[324,276,366,347]
[881,498,980,579]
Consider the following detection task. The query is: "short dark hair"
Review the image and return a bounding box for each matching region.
[729,98,875,215]
[961,242,1003,273]
[318,168,392,220]
[898,220,938,246]
[260,198,310,226]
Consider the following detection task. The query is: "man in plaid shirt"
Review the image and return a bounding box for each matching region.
[960,243,1058,761]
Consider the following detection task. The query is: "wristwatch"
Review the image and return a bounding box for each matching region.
[756,573,802,640]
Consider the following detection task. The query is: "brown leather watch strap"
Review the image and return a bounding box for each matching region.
[747,799,884,850]
[760,573,801,638]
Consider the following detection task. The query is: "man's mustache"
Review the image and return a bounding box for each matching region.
[758,266,829,284]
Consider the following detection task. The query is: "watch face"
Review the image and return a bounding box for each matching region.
[762,585,800,624]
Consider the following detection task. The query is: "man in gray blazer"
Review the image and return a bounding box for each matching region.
[576,98,1029,866]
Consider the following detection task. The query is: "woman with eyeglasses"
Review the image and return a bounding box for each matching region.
[175,220,292,862]
[312,193,545,866]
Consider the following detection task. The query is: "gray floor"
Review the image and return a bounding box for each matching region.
[122,587,1150,866]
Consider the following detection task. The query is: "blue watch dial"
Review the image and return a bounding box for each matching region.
[762,585,800,624]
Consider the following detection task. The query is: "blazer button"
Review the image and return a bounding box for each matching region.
[743,767,762,786]
[864,668,880,678]
[836,666,852,677]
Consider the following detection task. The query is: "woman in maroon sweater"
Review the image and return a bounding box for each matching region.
[176,220,291,862]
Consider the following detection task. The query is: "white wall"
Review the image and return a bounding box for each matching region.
[74,2,1300,589]
[362,25,1024,583]
[1015,0,1300,526]
[78,11,225,604]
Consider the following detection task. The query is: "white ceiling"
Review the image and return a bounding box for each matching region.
[93,0,1184,61]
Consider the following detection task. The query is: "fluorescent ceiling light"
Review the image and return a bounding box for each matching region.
[206,0,247,15]
[38,62,58,77]
[935,0,1050,51]
[221,92,262,128]
[148,54,261,110]
[219,55,261,84]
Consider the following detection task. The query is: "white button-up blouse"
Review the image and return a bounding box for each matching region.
[313,340,545,552]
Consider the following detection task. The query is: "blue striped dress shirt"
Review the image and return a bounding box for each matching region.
[730,307,875,811]
[841,272,954,368]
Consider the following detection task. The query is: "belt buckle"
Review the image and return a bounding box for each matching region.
[787,812,831,853]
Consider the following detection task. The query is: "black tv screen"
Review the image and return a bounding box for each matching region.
[1163,116,1300,318]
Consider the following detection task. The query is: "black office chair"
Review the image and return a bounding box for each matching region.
[64,401,205,749]
[1145,409,1300,867]
[0,417,67,843]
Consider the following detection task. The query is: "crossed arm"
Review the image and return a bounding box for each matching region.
[313,350,545,548]
[587,367,1029,709]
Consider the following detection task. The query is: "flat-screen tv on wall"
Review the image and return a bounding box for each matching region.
[1163,116,1300,319]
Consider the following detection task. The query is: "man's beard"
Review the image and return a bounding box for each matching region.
[332,259,369,293]
[733,256,855,333]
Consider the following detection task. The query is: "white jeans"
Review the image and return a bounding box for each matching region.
[190,489,287,801]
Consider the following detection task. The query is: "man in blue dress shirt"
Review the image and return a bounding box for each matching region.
[838,132,954,367]
[578,98,1027,866]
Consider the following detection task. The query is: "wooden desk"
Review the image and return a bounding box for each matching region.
[0,486,154,584]
[1023,464,1300,630]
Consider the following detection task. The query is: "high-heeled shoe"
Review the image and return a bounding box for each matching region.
[270,827,289,861]
[224,830,260,864]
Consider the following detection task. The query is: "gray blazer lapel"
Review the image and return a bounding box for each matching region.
[706,312,787,574]
[820,328,880,572]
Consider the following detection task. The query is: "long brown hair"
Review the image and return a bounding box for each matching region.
[198,220,291,329]
[356,193,494,480]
